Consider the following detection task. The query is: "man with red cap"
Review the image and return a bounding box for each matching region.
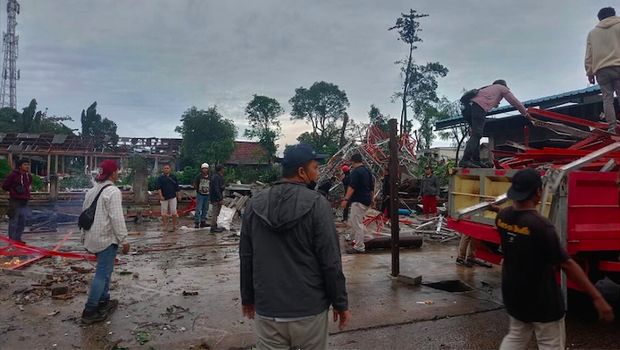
[81,160,130,324]
[2,159,32,243]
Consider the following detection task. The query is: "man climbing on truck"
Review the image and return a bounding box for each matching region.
[460,80,531,168]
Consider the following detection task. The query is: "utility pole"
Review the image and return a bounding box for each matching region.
[1,0,20,109]
[388,119,400,277]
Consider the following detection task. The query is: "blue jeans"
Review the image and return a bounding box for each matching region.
[195,193,209,224]
[85,244,117,311]
[8,201,28,242]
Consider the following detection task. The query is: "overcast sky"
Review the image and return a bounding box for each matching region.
[10,0,615,150]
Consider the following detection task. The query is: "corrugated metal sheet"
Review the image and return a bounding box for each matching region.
[16,133,40,139]
[51,134,68,144]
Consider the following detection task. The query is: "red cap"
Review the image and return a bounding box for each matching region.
[97,159,118,181]
[341,165,350,173]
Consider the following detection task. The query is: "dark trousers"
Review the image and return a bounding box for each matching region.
[8,200,28,242]
[462,102,487,163]
[210,202,222,228]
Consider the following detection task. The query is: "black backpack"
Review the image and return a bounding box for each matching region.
[459,88,480,123]
[78,184,111,230]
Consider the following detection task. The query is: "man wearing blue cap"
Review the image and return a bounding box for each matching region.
[497,168,614,349]
[240,143,350,350]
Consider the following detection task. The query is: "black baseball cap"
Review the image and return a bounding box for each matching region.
[507,168,543,201]
[282,144,326,170]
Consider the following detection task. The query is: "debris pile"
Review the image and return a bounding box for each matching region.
[319,125,418,186]
[495,108,620,170]
[11,268,91,305]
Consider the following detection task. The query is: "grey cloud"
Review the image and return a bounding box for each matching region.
[7,0,614,146]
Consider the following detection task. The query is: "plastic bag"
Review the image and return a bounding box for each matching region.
[217,206,235,231]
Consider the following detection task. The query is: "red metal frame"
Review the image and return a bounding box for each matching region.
[528,108,609,130]
[599,261,620,272]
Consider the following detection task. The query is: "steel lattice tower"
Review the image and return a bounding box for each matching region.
[0,0,19,109]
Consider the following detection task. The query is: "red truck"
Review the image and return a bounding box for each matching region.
[447,165,620,290]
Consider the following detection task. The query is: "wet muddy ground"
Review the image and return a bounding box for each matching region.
[1,218,619,349]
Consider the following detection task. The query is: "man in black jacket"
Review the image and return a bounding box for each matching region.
[209,165,225,233]
[240,143,350,350]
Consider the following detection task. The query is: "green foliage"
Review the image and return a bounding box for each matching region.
[175,106,237,168]
[414,154,455,189]
[296,131,341,156]
[31,175,43,192]
[390,9,448,142]
[390,9,430,135]
[80,101,119,146]
[176,166,199,185]
[59,174,93,191]
[0,158,10,182]
[406,63,449,116]
[368,104,388,131]
[289,81,349,152]
[244,95,283,160]
[0,107,20,132]
[147,175,157,191]
[436,97,469,163]
[389,9,428,46]
[0,99,73,134]
[224,166,280,184]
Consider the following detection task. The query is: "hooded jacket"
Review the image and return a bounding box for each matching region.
[240,181,348,318]
[585,16,620,76]
[1,169,32,201]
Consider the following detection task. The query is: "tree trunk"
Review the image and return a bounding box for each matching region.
[339,113,349,149]
[400,44,414,137]
[455,137,464,164]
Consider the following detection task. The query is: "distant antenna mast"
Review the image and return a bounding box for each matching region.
[0,0,19,109]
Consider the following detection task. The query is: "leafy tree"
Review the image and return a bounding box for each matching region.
[21,99,36,132]
[389,9,428,135]
[36,113,74,134]
[405,63,449,117]
[175,106,237,167]
[0,158,10,182]
[416,105,438,150]
[80,102,119,146]
[0,99,73,134]
[0,107,20,132]
[244,95,283,161]
[296,129,341,156]
[289,81,349,153]
[436,98,469,163]
[368,104,388,131]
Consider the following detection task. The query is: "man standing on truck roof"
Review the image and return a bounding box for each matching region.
[585,7,620,134]
[459,80,530,168]
[497,168,614,349]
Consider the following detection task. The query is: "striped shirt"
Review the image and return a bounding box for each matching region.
[81,180,128,253]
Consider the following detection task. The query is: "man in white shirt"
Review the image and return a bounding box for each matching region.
[81,160,130,324]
